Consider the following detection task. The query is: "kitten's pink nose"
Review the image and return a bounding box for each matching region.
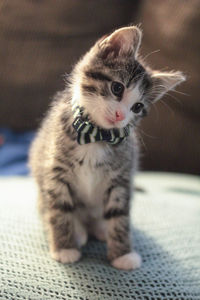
[115,110,125,122]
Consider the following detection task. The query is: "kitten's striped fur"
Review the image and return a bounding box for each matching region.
[29,26,185,270]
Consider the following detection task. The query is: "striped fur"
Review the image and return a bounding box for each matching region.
[29,26,185,269]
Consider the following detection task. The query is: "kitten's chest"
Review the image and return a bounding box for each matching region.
[74,144,110,204]
[77,164,105,204]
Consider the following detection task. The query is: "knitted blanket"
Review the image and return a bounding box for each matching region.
[0,172,200,299]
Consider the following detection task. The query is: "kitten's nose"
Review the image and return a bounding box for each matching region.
[115,110,125,122]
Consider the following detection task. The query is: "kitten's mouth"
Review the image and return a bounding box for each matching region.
[105,110,126,129]
[105,117,116,126]
[105,117,127,129]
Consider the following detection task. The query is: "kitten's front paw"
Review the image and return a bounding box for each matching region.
[111,252,141,270]
[51,248,81,264]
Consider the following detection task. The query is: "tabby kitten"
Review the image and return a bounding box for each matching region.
[29,26,185,270]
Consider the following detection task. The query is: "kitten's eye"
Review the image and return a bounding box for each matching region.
[131,102,144,114]
[111,81,124,97]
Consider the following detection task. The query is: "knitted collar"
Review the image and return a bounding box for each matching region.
[72,105,130,145]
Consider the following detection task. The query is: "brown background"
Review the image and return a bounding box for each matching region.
[0,0,199,174]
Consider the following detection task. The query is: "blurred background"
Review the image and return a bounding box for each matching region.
[0,0,199,175]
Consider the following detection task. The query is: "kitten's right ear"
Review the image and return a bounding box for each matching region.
[150,71,186,102]
[98,26,142,60]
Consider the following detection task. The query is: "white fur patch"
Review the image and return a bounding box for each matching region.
[75,143,109,166]
[111,252,142,270]
[92,220,107,241]
[74,219,88,247]
[76,232,88,248]
[74,143,109,206]
[51,248,81,264]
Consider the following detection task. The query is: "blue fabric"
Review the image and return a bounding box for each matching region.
[0,128,35,176]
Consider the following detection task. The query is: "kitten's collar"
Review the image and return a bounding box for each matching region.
[72,105,130,145]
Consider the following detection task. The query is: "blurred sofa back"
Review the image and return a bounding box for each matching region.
[139,0,200,174]
[0,0,139,130]
[0,0,199,174]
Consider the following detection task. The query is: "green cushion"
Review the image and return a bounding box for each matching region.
[0,172,200,299]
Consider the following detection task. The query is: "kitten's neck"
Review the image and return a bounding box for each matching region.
[71,105,130,146]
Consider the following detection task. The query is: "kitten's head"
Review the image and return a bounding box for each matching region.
[72,26,185,129]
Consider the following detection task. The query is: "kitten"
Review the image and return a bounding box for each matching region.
[29,26,185,270]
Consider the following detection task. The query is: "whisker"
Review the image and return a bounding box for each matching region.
[171,89,190,97]
[132,120,157,140]
[164,92,183,105]
[149,101,159,122]
[136,130,147,152]
[142,49,161,62]
[159,98,174,115]
[137,125,158,140]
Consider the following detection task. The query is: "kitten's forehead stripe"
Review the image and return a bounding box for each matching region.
[100,86,110,98]
[104,207,129,219]
[81,85,98,95]
[85,71,112,82]
[127,61,147,88]
[142,74,153,91]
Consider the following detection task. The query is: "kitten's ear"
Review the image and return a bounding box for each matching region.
[98,26,142,59]
[151,71,186,101]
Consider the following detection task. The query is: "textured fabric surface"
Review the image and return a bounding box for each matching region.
[0,173,200,299]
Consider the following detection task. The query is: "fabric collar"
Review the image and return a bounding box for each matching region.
[72,105,130,145]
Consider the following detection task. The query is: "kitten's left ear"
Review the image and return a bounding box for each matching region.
[98,26,142,59]
[151,71,186,101]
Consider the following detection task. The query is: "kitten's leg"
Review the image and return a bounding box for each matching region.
[104,185,141,270]
[47,209,81,264]
[41,177,81,264]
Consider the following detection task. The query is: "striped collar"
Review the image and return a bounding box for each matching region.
[72,105,130,145]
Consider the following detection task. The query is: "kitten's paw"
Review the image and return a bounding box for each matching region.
[111,252,142,270]
[51,248,81,264]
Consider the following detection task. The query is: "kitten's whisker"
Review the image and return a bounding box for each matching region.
[137,125,158,140]
[171,89,189,97]
[141,49,160,62]
[164,92,183,105]
[149,101,159,122]
[159,98,174,115]
[136,130,147,151]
